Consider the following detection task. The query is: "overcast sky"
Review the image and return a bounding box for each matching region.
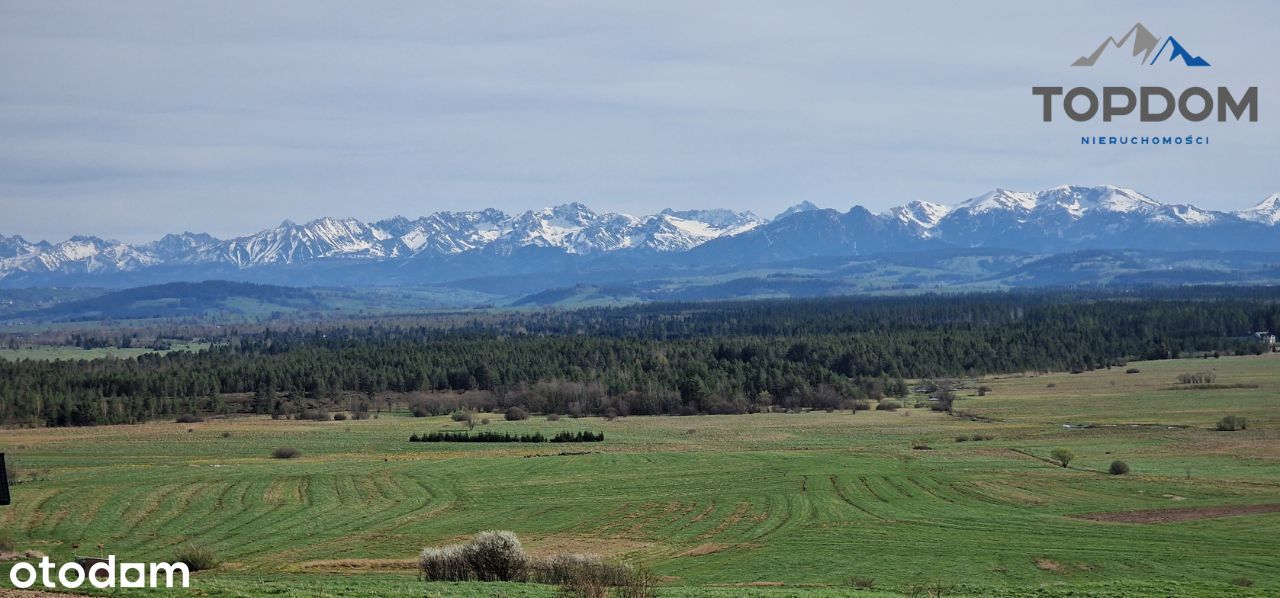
[2,1,1277,242]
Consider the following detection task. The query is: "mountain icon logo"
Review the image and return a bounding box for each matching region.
[1072,22,1210,67]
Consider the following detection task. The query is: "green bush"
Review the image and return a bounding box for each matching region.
[271,447,301,459]
[875,400,901,411]
[175,414,203,423]
[1108,460,1130,475]
[173,543,220,571]
[1050,448,1074,468]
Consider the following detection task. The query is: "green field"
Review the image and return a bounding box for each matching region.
[2,354,1279,596]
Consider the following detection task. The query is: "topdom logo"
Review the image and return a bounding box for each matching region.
[1033,22,1257,123]
[1071,22,1209,67]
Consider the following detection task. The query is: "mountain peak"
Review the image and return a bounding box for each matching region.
[775,201,820,220]
[1236,193,1280,225]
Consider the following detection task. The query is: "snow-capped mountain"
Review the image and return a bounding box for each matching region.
[1236,194,1280,225]
[1,186,1276,287]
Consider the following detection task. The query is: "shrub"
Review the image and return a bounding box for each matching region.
[849,576,875,589]
[301,409,330,422]
[173,543,220,571]
[1049,448,1074,468]
[1177,371,1216,385]
[1125,368,1140,374]
[976,385,991,397]
[450,410,473,422]
[419,530,528,582]
[332,412,348,421]
[1109,460,1130,475]
[481,418,491,425]
[1230,577,1255,587]
[1216,415,1248,431]
[505,406,530,421]
[464,530,528,582]
[955,435,969,442]
[875,400,901,411]
[852,400,871,411]
[547,413,562,421]
[175,414,203,423]
[0,534,15,553]
[530,553,632,586]
[220,431,232,438]
[911,441,932,450]
[411,404,431,418]
[271,447,301,459]
[419,544,471,581]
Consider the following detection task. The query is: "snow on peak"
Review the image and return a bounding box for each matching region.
[960,188,1039,214]
[775,201,820,220]
[888,200,953,230]
[1236,193,1280,225]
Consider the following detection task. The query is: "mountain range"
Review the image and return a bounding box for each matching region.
[2,185,1278,293]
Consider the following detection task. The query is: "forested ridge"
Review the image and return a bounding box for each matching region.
[2,290,1277,426]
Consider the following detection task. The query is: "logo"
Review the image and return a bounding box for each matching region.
[1072,22,1209,67]
[1030,22,1256,128]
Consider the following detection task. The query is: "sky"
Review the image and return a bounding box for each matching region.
[2,0,1277,243]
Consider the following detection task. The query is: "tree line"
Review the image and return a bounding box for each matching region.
[1,289,1276,426]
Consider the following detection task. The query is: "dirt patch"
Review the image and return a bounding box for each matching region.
[1077,503,1280,524]
[679,543,729,557]
[296,558,417,572]
[1033,558,1065,572]
[524,535,652,558]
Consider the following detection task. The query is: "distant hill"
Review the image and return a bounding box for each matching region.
[3,281,329,322]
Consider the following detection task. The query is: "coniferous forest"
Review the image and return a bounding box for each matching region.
[1,289,1277,426]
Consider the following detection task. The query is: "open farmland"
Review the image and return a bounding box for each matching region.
[2,354,1279,596]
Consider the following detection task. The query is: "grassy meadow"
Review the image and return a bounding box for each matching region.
[2,354,1279,596]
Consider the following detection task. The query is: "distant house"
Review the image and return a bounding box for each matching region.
[1249,331,1277,345]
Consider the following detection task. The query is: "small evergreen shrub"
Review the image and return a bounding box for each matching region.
[1109,460,1130,475]
[271,447,301,459]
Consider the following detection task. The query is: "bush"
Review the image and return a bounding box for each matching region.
[300,409,330,422]
[1049,448,1074,468]
[1125,368,1140,374]
[849,576,875,589]
[875,400,901,411]
[419,530,528,582]
[505,406,530,421]
[481,418,491,425]
[851,400,871,411]
[411,404,431,417]
[450,410,474,422]
[546,413,562,421]
[1230,577,1255,587]
[173,543,220,571]
[0,534,15,553]
[332,412,348,421]
[1109,460,1130,475]
[1177,371,1216,385]
[1216,415,1248,431]
[271,447,301,459]
[220,431,232,438]
[175,414,203,423]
